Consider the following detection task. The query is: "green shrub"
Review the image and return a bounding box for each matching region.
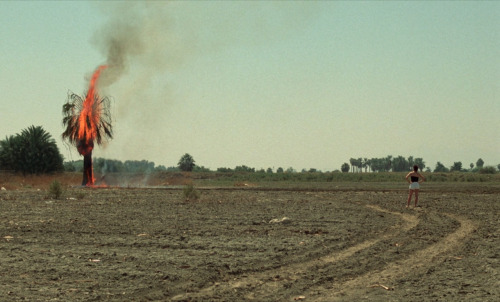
[479,166,496,174]
[466,175,476,182]
[428,174,446,182]
[183,184,200,201]
[0,126,64,174]
[48,180,63,199]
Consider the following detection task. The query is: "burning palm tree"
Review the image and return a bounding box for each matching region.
[62,65,113,186]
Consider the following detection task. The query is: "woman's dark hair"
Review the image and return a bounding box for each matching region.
[413,165,419,172]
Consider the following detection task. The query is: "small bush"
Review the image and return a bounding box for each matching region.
[479,166,496,174]
[48,180,63,199]
[466,175,476,182]
[428,174,446,182]
[183,184,200,201]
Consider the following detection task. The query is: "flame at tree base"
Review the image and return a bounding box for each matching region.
[62,65,113,187]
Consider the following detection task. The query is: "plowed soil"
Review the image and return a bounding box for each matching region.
[0,179,498,301]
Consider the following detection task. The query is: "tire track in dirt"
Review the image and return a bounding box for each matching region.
[170,205,418,301]
[310,211,477,301]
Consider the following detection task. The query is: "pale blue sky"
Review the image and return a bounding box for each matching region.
[1,1,498,171]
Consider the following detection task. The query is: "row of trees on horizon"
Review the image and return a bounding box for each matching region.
[341,156,494,174]
[0,126,498,175]
[61,154,500,175]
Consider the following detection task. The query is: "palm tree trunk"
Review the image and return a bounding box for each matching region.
[82,152,94,186]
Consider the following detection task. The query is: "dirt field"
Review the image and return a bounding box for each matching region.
[0,175,499,301]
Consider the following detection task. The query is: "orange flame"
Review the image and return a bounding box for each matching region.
[77,65,107,187]
[77,65,108,152]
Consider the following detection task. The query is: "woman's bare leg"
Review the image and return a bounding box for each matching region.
[407,190,414,208]
[414,190,419,207]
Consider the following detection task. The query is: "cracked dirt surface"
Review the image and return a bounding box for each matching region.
[0,182,498,301]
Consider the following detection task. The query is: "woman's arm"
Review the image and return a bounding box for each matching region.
[418,173,426,182]
[405,172,412,183]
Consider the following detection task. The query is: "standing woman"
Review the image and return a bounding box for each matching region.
[405,165,426,208]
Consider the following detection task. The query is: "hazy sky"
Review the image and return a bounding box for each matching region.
[1,1,498,172]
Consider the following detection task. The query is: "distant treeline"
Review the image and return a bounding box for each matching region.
[63,155,498,175]
[345,156,426,173]
[342,156,498,174]
[3,125,496,176]
[64,158,168,174]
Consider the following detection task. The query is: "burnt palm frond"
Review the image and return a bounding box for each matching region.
[62,90,113,147]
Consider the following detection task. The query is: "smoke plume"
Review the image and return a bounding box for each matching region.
[91,2,176,89]
[88,2,320,163]
[91,2,318,91]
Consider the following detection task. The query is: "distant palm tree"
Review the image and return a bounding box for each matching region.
[0,126,63,174]
[21,125,64,174]
[62,91,112,185]
[178,153,195,172]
